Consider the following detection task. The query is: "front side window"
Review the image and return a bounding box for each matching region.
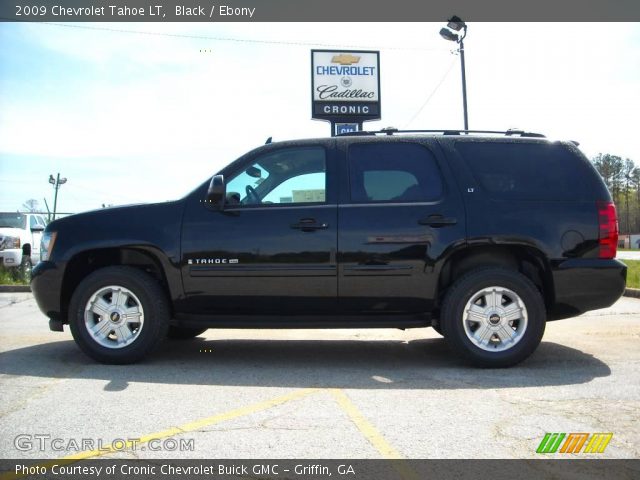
[348,143,444,203]
[225,147,326,206]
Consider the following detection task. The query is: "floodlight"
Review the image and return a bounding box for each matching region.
[447,16,466,31]
[439,28,459,42]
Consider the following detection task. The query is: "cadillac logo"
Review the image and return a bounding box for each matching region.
[341,77,352,87]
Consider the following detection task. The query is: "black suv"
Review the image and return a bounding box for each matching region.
[31,130,626,367]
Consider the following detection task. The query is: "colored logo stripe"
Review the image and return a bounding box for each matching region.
[536,433,566,453]
[560,433,589,453]
[583,433,613,453]
[537,433,613,454]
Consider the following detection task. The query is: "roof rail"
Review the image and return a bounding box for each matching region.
[336,128,546,138]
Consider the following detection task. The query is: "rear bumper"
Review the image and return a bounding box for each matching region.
[548,258,627,320]
[30,261,64,324]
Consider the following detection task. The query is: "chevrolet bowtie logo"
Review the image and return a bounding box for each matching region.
[331,54,361,65]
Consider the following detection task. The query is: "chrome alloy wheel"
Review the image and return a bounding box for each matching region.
[83,285,144,349]
[462,286,528,352]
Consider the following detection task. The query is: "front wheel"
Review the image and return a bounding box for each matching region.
[440,268,546,368]
[68,266,170,364]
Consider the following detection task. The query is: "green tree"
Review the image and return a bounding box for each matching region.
[592,154,639,236]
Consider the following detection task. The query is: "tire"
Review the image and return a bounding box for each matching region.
[440,267,546,368]
[68,266,170,364]
[167,326,208,340]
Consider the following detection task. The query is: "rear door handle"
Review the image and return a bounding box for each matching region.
[291,218,329,232]
[418,215,458,227]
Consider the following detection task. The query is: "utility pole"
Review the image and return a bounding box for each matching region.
[459,37,469,131]
[440,16,469,130]
[48,173,67,220]
[43,198,51,222]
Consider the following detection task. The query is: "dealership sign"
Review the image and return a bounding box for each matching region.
[311,49,381,123]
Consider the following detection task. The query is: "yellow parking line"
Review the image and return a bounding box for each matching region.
[4,387,415,480]
[65,387,319,460]
[330,389,418,480]
[330,389,403,459]
[0,388,318,480]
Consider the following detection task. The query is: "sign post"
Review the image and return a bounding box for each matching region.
[334,122,361,136]
[311,50,381,136]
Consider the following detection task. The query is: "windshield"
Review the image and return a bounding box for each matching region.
[0,213,26,229]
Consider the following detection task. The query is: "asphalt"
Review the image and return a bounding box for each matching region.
[0,293,638,460]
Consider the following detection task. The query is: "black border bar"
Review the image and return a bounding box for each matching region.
[2,459,640,480]
[2,0,640,22]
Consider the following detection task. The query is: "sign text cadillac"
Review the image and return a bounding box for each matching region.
[311,50,381,122]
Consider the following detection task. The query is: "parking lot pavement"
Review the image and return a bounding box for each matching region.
[0,293,638,460]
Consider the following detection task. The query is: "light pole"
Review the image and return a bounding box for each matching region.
[440,16,469,131]
[48,173,67,220]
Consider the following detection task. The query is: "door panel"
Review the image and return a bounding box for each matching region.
[180,143,338,316]
[182,205,337,314]
[337,140,465,313]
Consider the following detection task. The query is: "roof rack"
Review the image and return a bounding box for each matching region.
[337,128,546,138]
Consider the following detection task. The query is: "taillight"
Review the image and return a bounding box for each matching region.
[597,201,618,259]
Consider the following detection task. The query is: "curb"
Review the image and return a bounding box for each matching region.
[0,285,31,293]
[624,288,640,299]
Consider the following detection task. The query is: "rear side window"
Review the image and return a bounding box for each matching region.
[455,141,595,201]
[349,143,443,203]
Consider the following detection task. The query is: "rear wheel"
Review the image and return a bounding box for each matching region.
[68,266,170,364]
[440,268,545,368]
[167,326,208,340]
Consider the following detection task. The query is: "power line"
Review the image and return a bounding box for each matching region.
[404,58,458,127]
[22,21,449,52]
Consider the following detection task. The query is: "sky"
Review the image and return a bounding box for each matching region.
[0,22,639,214]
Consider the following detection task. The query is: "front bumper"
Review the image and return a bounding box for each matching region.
[31,261,64,325]
[0,249,22,268]
[549,258,627,320]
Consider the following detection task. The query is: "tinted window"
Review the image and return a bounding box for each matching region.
[349,143,443,203]
[226,147,326,206]
[455,141,594,201]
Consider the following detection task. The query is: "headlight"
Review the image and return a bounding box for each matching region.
[0,236,20,250]
[41,232,58,261]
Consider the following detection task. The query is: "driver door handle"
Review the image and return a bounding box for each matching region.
[290,218,329,232]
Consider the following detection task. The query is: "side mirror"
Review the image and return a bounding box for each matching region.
[30,224,45,232]
[206,174,226,210]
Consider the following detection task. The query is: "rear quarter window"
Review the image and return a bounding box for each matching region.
[455,141,597,201]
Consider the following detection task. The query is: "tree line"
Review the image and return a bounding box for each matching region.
[591,154,640,235]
